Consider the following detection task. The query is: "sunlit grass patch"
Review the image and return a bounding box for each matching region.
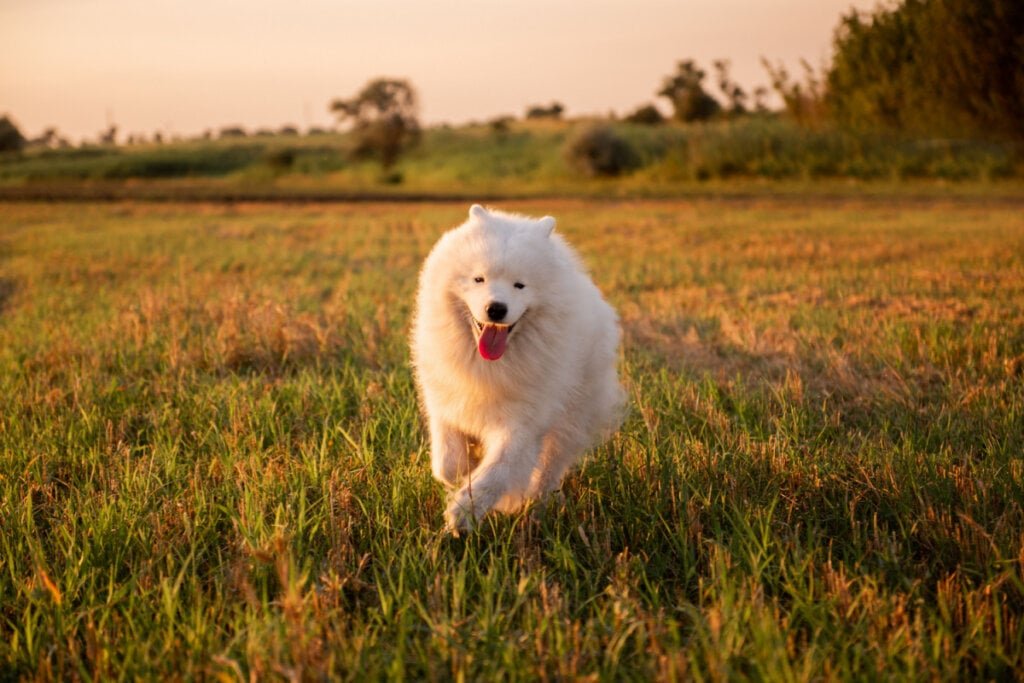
[1,198,1023,679]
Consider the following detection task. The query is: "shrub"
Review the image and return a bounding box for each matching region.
[563,124,639,177]
[489,116,514,135]
[263,147,296,171]
[624,104,665,125]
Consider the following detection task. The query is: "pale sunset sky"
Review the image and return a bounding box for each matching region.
[1,0,876,142]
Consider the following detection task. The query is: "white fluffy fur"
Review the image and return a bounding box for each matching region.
[411,204,625,532]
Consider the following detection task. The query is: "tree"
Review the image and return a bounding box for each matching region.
[713,60,748,116]
[826,0,1024,140]
[330,78,420,168]
[30,127,59,148]
[762,58,827,127]
[657,60,721,122]
[99,124,118,146]
[0,115,27,153]
[525,102,564,120]
[752,86,771,113]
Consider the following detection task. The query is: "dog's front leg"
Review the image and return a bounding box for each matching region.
[429,417,472,489]
[445,427,540,533]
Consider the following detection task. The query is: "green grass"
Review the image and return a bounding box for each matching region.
[2,199,1024,679]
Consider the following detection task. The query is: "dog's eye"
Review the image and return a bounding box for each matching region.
[514,282,525,289]
[473,276,484,283]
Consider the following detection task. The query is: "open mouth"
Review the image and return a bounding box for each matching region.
[470,316,518,361]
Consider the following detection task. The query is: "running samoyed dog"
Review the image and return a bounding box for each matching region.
[411,204,625,533]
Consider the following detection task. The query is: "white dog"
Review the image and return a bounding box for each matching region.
[411,205,625,532]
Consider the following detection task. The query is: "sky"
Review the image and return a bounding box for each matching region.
[1,0,877,142]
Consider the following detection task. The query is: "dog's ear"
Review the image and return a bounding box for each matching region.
[538,216,556,237]
[469,204,488,220]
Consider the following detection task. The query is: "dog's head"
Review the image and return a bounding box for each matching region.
[446,204,558,361]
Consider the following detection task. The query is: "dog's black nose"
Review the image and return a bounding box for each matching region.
[485,302,508,322]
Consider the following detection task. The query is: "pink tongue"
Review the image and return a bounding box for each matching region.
[478,324,509,360]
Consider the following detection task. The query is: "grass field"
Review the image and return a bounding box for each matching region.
[2,198,1024,679]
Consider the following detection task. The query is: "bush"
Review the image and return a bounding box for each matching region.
[263,147,296,170]
[489,116,514,135]
[563,124,639,177]
[624,104,665,125]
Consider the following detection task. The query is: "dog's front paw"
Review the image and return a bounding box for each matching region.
[444,494,477,536]
[445,484,499,535]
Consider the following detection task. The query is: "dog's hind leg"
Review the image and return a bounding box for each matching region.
[527,430,583,500]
